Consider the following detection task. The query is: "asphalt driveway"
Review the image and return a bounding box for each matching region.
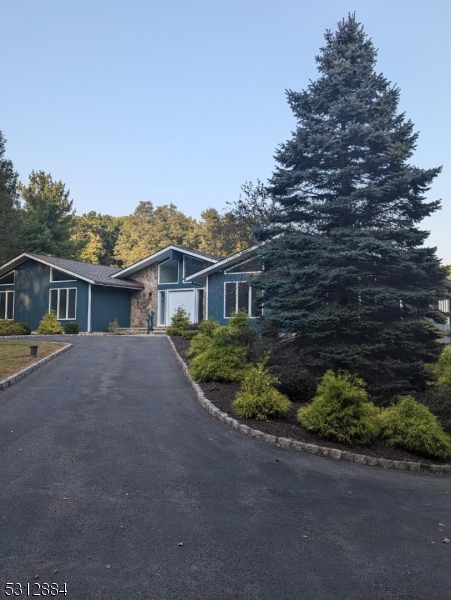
[0,336,450,600]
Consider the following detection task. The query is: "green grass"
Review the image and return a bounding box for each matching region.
[0,341,66,380]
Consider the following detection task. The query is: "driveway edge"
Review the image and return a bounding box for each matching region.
[167,336,451,475]
[0,343,72,391]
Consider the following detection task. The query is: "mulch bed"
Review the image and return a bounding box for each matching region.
[170,336,451,466]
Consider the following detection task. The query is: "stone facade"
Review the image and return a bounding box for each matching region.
[130,264,158,327]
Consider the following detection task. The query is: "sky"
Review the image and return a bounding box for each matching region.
[1,0,450,262]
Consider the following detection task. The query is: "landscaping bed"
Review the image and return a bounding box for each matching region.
[171,335,451,466]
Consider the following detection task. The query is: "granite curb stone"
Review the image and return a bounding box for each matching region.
[0,343,72,391]
[167,336,450,475]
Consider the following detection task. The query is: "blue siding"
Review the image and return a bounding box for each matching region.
[91,286,131,331]
[157,249,203,291]
[11,260,89,331]
[207,271,259,328]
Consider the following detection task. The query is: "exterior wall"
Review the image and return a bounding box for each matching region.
[206,270,259,328]
[8,260,89,331]
[91,286,132,331]
[130,264,158,327]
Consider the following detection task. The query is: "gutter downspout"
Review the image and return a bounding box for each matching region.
[87,283,92,332]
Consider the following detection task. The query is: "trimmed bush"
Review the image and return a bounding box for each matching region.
[37,311,63,334]
[0,321,27,336]
[180,329,199,340]
[380,395,451,461]
[64,322,80,334]
[189,346,248,382]
[232,362,291,420]
[166,307,191,336]
[297,370,380,445]
[429,347,451,388]
[228,310,260,362]
[186,319,220,358]
[19,322,32,335]
[107,318,120,332]
[416,387,451,435]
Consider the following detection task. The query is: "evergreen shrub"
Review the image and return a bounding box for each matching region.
[380,395,451,461]
[186,319,220,358]
[297,370,380,445]
[19,322,32,335]
[37,311,63,334]
[64,322,80,334]
[107,318,119,333]
[428,347,451,388]
[232,361,291,420]
[228,310,260,362]
[0,321,27,336]
[189,346,248,382]
[166,307,191,336]
[416,387,451,435]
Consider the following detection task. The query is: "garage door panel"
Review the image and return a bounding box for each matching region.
[168,290,195,323]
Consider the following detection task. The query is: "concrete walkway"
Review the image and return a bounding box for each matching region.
[0,336,450,599]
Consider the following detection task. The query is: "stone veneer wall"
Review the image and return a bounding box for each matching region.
[130,264,159,327]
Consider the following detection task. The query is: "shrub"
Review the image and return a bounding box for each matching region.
[0,320,27,336]
[380,395,451,461]
[64,322,80,334]
[416,387,451,435]
[166,307,191,336]
[228,310,261,362]
[428,347,451,388]
[298,370,380,445]
[180,329,199,340]
[18,322,32,335]
[189,346,248,382]
[186,319,220,358]
[266,339,318,402]
[107,318,120,333]
[37,311,63,334]
[232,361,291,420]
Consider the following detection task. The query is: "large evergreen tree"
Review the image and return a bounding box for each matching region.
[19,171,84,258]
[0,131,21,264]
[256,15,449,399]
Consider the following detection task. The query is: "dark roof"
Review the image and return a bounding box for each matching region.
[1,253,143,289]
[172,246,222,261]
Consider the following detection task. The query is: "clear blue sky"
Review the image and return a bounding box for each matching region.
[2,0,450,262]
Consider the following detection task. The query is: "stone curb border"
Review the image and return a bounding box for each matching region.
[167,336,451,475]
[0,343,72,392]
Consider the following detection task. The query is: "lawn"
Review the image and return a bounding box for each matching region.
[0,340,67,380]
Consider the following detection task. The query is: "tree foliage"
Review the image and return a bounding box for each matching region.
[19,171,84,258]
[0,131,21,264]
[255,15,449,399]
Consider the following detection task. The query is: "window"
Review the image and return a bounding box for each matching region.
[49,288,76,319]
[0,271,15,285]
[224,281,258,318]
[225,257,262,274]
[158,260,178,284]
[184,256,204,279]
[50,268,76,282]
[158,291,166,326]
[0,291,14,320]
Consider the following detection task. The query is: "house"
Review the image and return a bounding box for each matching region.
[0,247,219,332]
[184,244,262,326]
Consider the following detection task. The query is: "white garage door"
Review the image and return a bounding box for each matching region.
[168,290,195,323]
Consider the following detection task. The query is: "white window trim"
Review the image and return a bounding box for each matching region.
[158,291,166,326]
[0,271,15,286]
[223,281,256,319]
[0,290,14,320]
[49,287,77,320]
[50,267,76,283]
[158,259,179,285]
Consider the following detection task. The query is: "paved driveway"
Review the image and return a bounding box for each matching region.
[0,336,450,599]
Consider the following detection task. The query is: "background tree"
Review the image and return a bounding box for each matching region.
[73,211,123,266]
[0,131,21,263]
[19,170,84,258]
[113,201,197,266]
[256,15,449,400]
